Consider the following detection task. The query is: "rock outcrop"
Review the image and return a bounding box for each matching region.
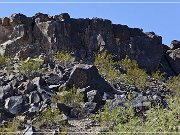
[159,40,180,75]
[0,13,170,73]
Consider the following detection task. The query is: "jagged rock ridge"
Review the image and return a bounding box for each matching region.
[0,12,180,75]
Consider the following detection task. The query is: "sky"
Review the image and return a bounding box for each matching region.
[0,0,180,45]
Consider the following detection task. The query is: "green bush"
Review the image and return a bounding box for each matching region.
[166,75,180,92]
[0,55,6,66]
[0,55,13,71]
[0,117,20,133]
[94,52,149,88]
[95,95,180,133]
[94,51,119,82]
[36,107,61,125]
[151,70,165,81]
[124,68,148,88]
[95,102,135,132]
[54,86,84,108]
[117,56,138,70]
[54,51,75,66]
[19,59,42,77]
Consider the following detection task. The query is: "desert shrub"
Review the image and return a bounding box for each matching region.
[0,117,20,133]
[54,86,84,108]
[0,55,6,67]
[166,75,180,92]
[19,59,42,77]
[95,102,135,132]
[117,56,138,70]
[36,107,61,124]
[94,52,149,88]
[94,51,118,82]
[151,70,165,81]
[0,55,12,70]
[124,68,148,88]
[54,51,75,66]
[96,95,180,133]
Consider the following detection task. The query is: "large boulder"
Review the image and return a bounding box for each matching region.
[0,84,14,100]
[65,64,114,94]
[5,96,25,115]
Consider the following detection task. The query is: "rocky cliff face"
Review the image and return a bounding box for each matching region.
[0,13,179,75]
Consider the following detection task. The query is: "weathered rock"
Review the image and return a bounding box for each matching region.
[166,48,180,75]
[45,73,63,85]
[32,76,47,89]
[70,108,81,118]
[34,12,51,23]
[0,84,13,100]
[57,103,72,116]
[132,94,151,108]
[66,64,114,94]
[18,81,36,94]
[27,104,40,117]
[170,40,180,50]
[82,102,100,114]
[1,17,10,26]
[116,32,163,71]
[54,13,70,22]
[5,96,25,115]
[29,91,41,104]
[109,94,127,110]
[9,13,32,26]
[86,90,102,103]
[23,125,37,135]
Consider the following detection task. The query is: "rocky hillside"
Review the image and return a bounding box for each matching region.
[0,13,179,134]
[0,13,179,75]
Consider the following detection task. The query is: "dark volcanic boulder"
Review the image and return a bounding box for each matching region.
[65,64,114,93]
[0,84,14,100]
[5,96,25,115]
[87,90,102,103]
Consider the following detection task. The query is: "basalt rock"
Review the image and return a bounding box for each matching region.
[0,12,169,73]
[65,64,115,94]
[159,41,180,75]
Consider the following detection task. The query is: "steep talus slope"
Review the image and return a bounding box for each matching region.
[1,13,179,74]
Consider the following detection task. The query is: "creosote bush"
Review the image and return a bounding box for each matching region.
[166,75,180,92]
[36,107,62,125]
[95,95,180,133]
[117,56,138,70]
[0,117,20,133]
[54,51,75,66]
[19,58,43,77]
[124,68,148,88]
[0,55,6,67]
[54,86,84,108]
[151,70,165,81]
[94,51,148,88]
[94,51,119,82]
